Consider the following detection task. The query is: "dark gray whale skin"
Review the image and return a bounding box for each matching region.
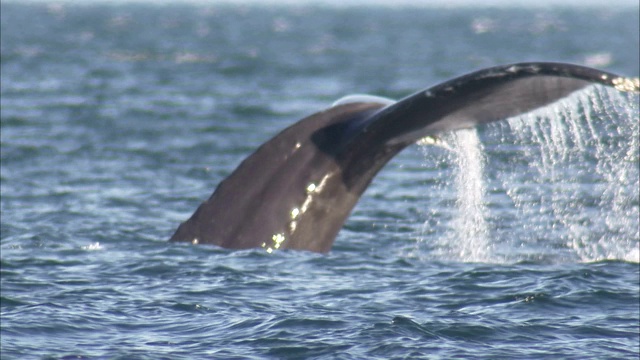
[170,62,639,253]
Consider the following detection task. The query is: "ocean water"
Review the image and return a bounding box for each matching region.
[1,2,639,359]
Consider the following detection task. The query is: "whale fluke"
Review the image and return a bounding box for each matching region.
[170,62,639,253]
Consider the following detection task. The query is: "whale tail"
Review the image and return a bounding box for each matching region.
[170,62,639,253]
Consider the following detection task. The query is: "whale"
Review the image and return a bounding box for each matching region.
[169,62,639,253]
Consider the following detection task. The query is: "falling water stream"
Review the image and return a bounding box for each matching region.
[448,129,491,262]
[422,86,639,263]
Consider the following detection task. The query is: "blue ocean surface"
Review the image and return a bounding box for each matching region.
[1,2,639,359]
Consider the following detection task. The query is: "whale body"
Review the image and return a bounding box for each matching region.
[169,62,639,253]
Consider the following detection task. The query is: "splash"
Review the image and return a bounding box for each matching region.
[502,86,639,263]
[502,87,640,262]
[419,85,639,263]
[82,242,103,251]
